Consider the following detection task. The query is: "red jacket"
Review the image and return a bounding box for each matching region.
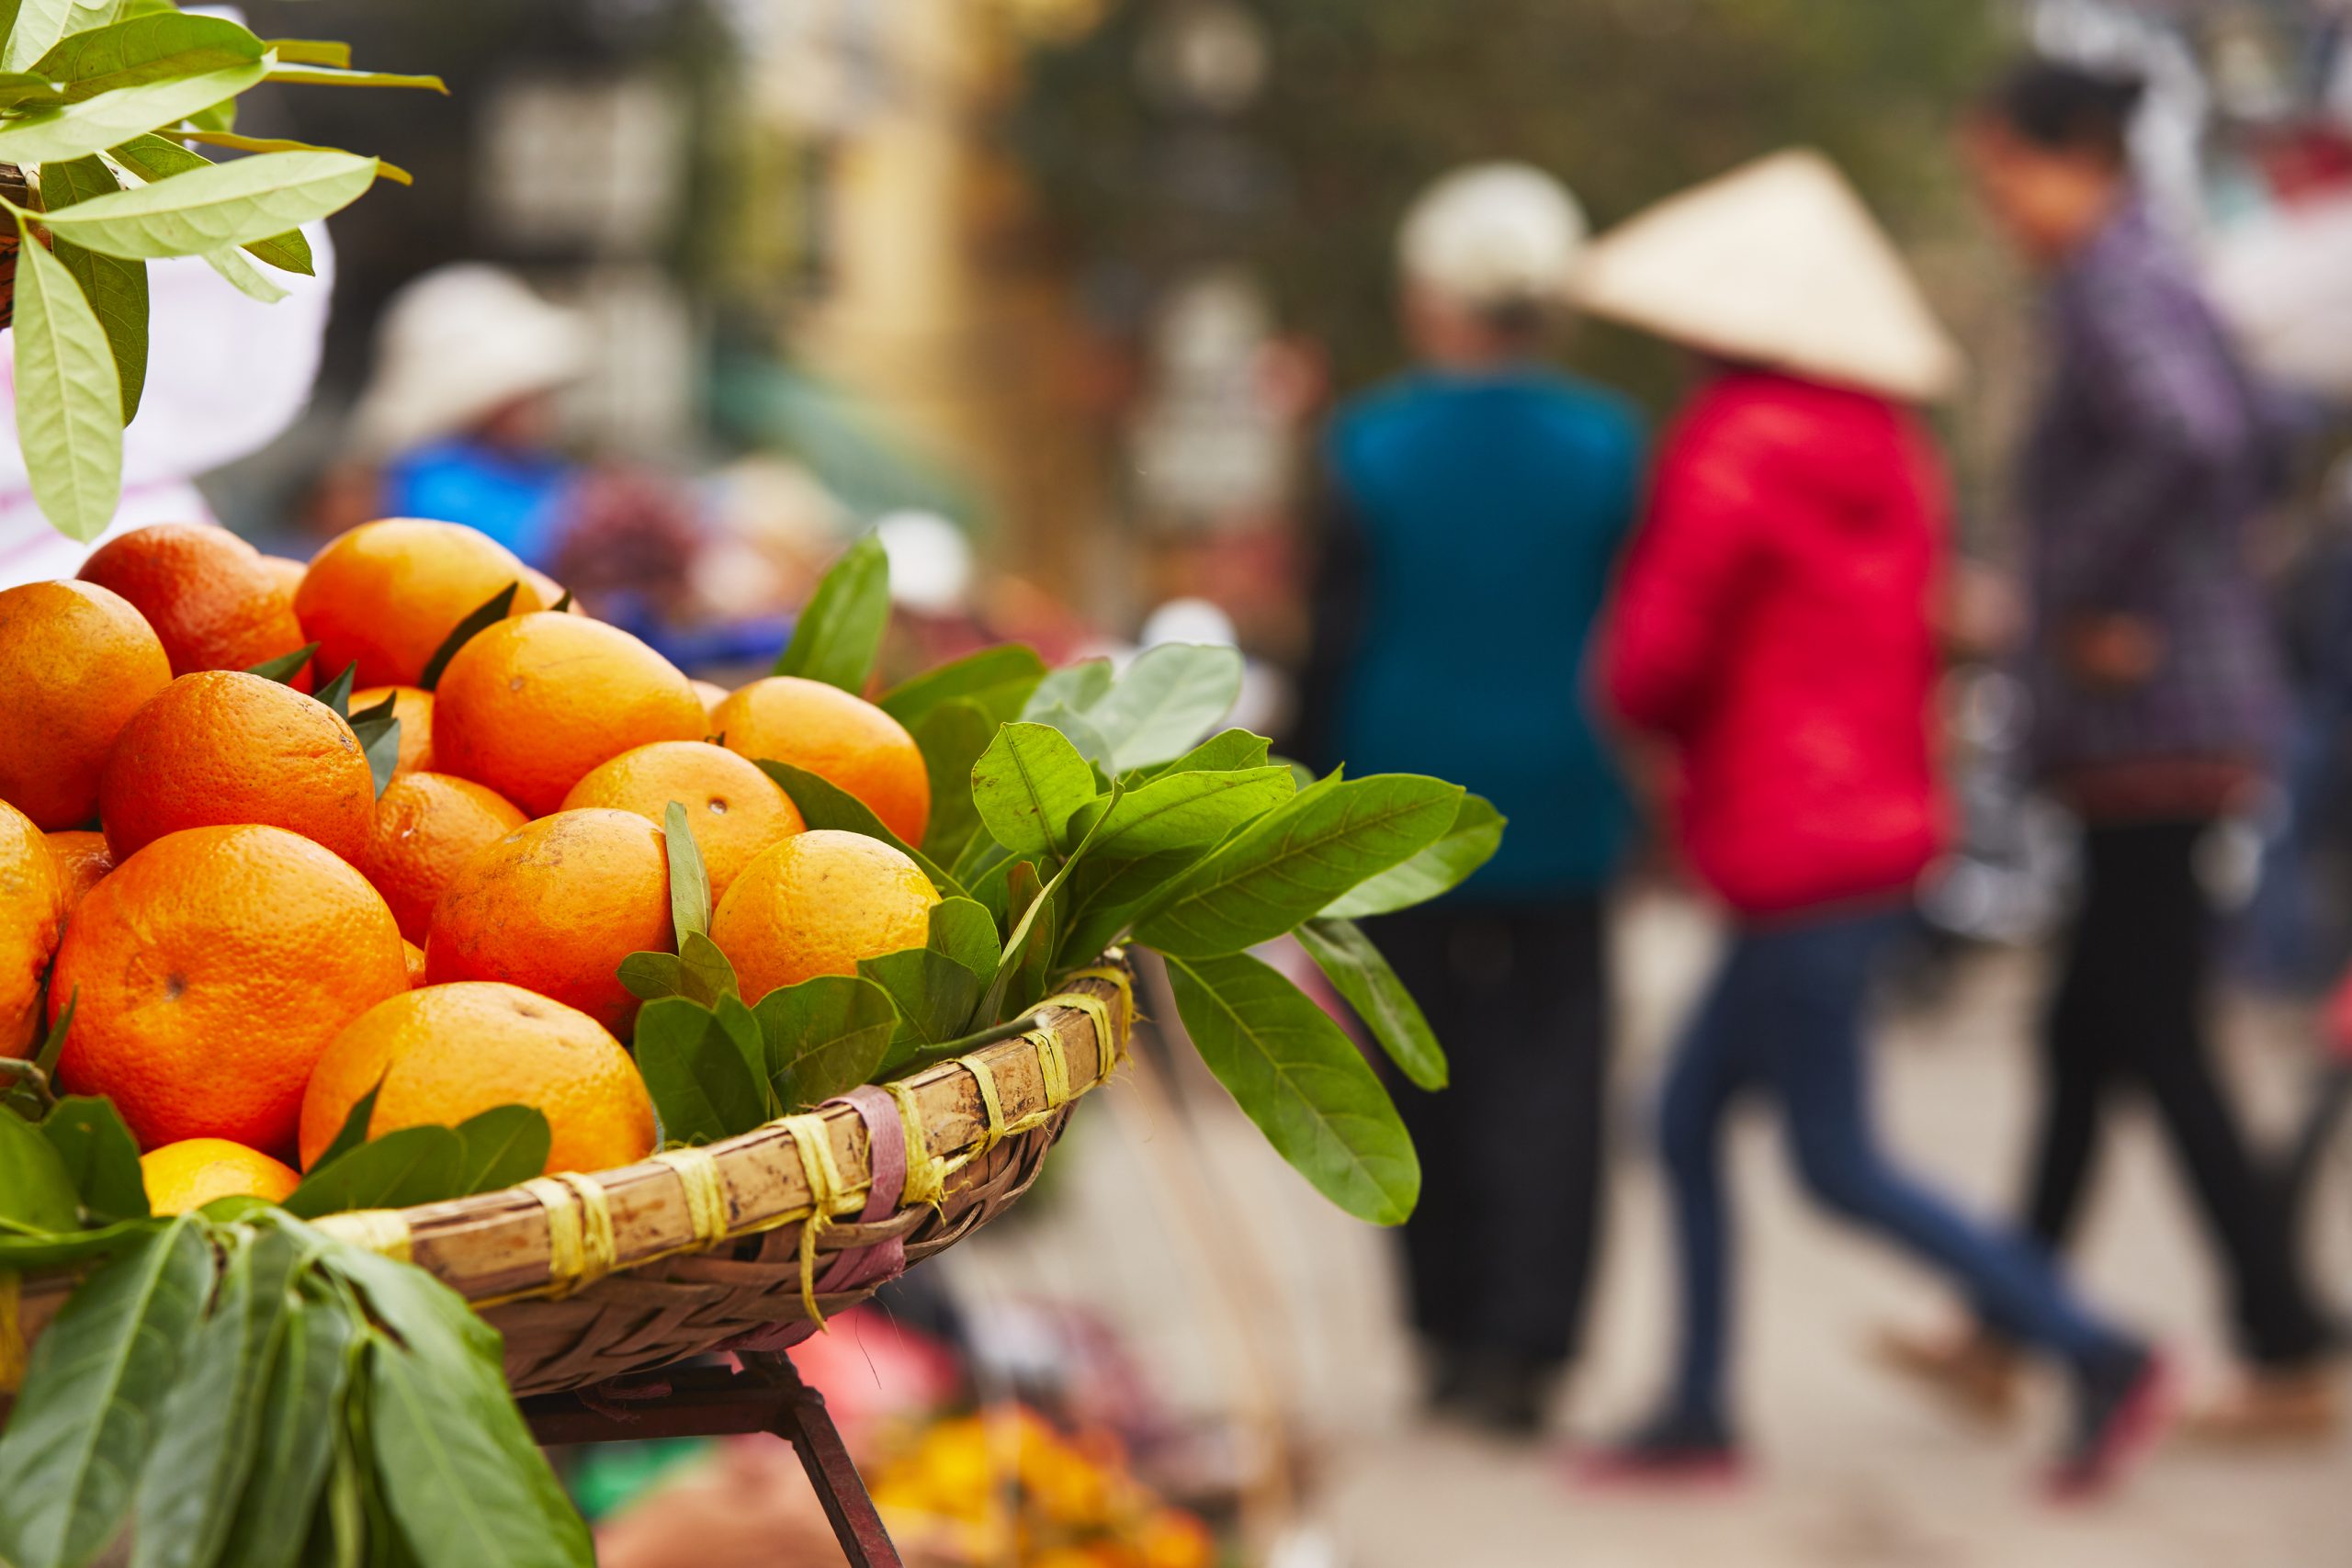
[1603,369,1947,918]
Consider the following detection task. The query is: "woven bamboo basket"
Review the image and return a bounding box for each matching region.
[11,963,1132,1399]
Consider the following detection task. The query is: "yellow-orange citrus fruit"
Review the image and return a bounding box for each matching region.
[43,830,112,921]
[80,523,312,686]
[433,613,705,816]
[300,982,655,1176]
[293,518,546,688]
[51,824,410,1151]
[425,808,673,1036]
[1,802,63,1056]
[258,556,307,601]
[351,685,435,774]
[0,580,173,829]
[714,676,931,846]
[711,829,940,1003]
[560,741,804,901]
[140,1138,300,1214]
[358,772,528,942]
[691,679,729,726]
[401,939,427,988]
[100,671,377,865]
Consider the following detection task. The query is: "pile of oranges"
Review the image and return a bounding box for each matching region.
[0,518,947,1216]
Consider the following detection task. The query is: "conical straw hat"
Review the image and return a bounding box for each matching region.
[1575,149,1963,402]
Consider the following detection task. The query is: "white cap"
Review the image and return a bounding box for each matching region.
[1397,163,1589,309]
[349,264,591,456]
[1575,149,1963,403]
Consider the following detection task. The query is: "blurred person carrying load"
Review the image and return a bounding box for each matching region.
[1882,60,2339,1445]
[1583,149,2165,1495]
[1294,163,1644,1437]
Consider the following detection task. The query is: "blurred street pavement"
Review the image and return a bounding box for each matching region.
[950,892,2352,1568]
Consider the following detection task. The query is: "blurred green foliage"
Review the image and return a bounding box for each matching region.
[1009,0,2006,410]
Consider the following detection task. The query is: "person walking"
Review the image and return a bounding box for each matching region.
[1881,59,2338,1441]
[1580,149,2166,1494]
[1295,163,1644,1436]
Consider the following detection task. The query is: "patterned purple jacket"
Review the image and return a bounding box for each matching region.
[2021,199,2286,780]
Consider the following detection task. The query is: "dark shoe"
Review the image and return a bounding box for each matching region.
[2048,1346,2174,1500]
[1872,1323,2024,1427]
[1575,1411,1746,1489]
[1433,1349,1558,1438]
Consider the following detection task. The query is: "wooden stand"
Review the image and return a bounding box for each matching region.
[522,1352,902,1567]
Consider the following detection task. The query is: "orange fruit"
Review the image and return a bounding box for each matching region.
[714,677,931,845]
[401,939,427,988]
[424,808,674,1037]
[79,522,312,686]
[1,802,63,1056]
[351,685,435,774]
[433,613,706,816]
[293,518,546,689]
[560,741,805,901]
[691,679,729,726]
[51,824,410,1151]
[711,829,940,1003]
[43,829,112,920]
[140,1138,300,1214]
[358,772,528,943]
[0,580,173,829]
[100,671,377,865]
[300,982,656,1176]
[258,556,307,601]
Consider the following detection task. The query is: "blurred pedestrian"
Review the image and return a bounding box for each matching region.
[1295,163,1644,1435]
[1882,60,2338,1443]
[1583,150,2165,1494]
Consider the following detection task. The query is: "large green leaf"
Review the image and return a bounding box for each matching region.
[859,896,998,1055]
[40,147,375,258]
[970,721,1095,859]
[1133,774,1463,958]
[282,1124,464,1218]
[756,973,898,1110]
[450,1105,551,1193]
[11,214,123,543]
[773,532,888,691]
[263,63,447,93]
[107,130,311,271]
[1145,727,1271,778]
[910,696,994,863]
[1063,763,1294,859]
[662,799,712,940]
[1022,658,1113,718]
[34,10,264,100]
[1295,917,1447,1091]
[198,242,287,301]
[224,1276,356,1568]
[1083,643,1244,772]
[1319,794,1506,919]
[40,152,148,422]
[1165,952,1420,1225]
[0,1218,216,1568]
[0,58,265,164]
[752,758,964,898]
[1056,846,1205,968]
[634,995,768,1145]
[0,1100,85,1232]
[182,129,410,187]
[40,1093,149,1223]
[3,0,80,73]
[879,643,1045,728]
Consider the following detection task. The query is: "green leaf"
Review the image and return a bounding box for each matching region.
[0,71,63,111]
[910,696,994,862]
[634,995,766,1145]
[859,897,997,1053]
[1134,774,1464,957]
[752,758,966,898]
[0,1103,83,1231]
[282,1124,464,1218]
[264,38,351,68]
[0,1217,216,1568]
[29,985,74,1077]
[33,11,264,101]
[1057,846,1205,967]
[245,638,319,685]
[1165,952,1420,1224]
[40,152,148,422]
[1023,657,1113,717]
[616,949,685,1002]
[1146,727,1271,778]
[879,643,1046,728]
[0,58,266,164]
[662,798,711,941]
[451,1105,550,1193]
[353,711,401,798]
[40,147,376,259]
[1023,699,1114,773]
[1084,643,1244,771]
[970,721,1096,859]
[4,0,80,72]
[40,1093,148,1222]
[107,131,311,270]
[314,656,356,717]
[415,581,516,690]
[678,929,739,1008]
[756,973,898,1110]
[181,129,410,186]
[1063,763,1295,859]
[1319,794,1507,919]
[264,64,448,94]
[224,1271,357,1568]
[774,532,888,691]
[12,211,122,543]
[977,789,1118,1022]
[1295,917,1447,1091]
[309,1075,383,1170]
[198,242,287,301]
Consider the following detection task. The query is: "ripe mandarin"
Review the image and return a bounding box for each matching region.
[140,1138,300,1214]
[560,740,804,901]
[1,802,63,1056]
[358,771,528,942]
[293,518,545,688]
[43,830,112,921]
[714,676,931,845]
[0,580,173,829]
[351,685,435,774]
[711,829,940,1003]
[79,522,311,684]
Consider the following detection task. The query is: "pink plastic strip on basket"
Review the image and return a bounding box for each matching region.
[721,1085,910,1355]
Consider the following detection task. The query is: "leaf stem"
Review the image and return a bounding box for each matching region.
[0,1054,57,1109]
[890,1011,1045,1078]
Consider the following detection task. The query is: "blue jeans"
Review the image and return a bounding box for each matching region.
[1657,910,2131,1431]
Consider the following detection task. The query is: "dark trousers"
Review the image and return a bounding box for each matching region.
[1369,899,1608,1371]
[1999,818,2330,1367]
[1659,911,2127,1430]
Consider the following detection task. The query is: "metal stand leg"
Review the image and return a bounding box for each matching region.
[522,1357,905,1567]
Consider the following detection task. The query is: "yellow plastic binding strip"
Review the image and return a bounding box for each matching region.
[963,1055,1009,1155]
[648,1145,729,1250]
[778,1112,854,1324]
[522,1173,616,1296]
[884,1080,946,1208]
